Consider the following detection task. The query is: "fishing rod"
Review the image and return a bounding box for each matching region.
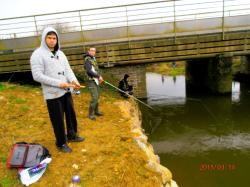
[65,84,86,89]
[104,80,155,111]
[63,84,86,95]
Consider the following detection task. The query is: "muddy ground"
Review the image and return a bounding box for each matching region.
[0,82,162,187]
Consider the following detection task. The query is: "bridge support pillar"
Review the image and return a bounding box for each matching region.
[186,55,233,94]
[239,56,250,74]
[233,55,250,82]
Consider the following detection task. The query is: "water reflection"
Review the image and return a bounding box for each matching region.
[146,72,241,105]
[152,128,250,156]
[146,73,186,105]
[232,81,240,103]
[142,72,250,187]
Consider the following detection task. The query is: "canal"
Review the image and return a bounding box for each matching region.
[140,68,250,187]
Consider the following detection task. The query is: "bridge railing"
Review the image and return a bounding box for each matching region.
[0,0,250,40]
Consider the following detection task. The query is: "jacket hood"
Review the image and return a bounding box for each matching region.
[84,52,94,58]
[41,27,60,52]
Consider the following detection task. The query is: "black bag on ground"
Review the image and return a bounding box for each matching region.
[7,142,50,168]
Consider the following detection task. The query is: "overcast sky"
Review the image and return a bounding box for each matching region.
[0,0,160,19]
[1,0,249,19]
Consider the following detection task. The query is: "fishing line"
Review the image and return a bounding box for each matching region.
[104,80,155,111]
[148,93,218,123]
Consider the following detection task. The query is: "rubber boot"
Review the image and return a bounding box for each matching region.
[88,106,96,120]
[95,103,103,117]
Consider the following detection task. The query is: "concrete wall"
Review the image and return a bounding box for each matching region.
[101,65,147,98]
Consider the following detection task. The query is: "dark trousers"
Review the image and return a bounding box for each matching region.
[120,85,133,98]
[46,92,77,147]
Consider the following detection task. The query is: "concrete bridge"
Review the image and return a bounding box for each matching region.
[1,0,250,95]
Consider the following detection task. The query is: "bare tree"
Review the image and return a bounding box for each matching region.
[38,22,70,35]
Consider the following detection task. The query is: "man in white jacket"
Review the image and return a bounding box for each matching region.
[30,27,84,153]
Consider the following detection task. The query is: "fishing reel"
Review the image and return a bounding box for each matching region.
[64,88,81,95]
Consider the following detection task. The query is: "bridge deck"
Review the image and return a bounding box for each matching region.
[0,29,250,74]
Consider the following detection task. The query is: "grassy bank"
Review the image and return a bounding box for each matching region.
[0,82,163,187]
[146,62,185,76]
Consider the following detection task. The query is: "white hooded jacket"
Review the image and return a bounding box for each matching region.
[30,27,77,100]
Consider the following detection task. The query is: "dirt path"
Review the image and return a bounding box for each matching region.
[0,83,163,187]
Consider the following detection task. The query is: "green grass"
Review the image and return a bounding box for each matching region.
[0,82,40,92]
[0,156,7,163]
[21,85,40,92]
[146,62,185,76]
[15,98,26,104]
[0,83,6,92]
[19,105,30,112]
[0,149,20,187]
[168,67,185,76]
[0,177,13,187]
[8,95,26,104]
[0,154,14,187]
[6,85,17,90]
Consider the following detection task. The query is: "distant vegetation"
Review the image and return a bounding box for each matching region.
[39,22,71,34]
[146,61,185,76]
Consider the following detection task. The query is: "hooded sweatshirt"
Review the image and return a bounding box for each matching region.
[30,27,77,100]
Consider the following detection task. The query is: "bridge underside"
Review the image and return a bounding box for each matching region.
[186,55,233,94]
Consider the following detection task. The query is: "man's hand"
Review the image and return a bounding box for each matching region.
[59,82,76,88]
[72,80,81,89]
[98,76,104,84]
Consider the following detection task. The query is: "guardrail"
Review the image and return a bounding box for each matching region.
[1,0,250,40]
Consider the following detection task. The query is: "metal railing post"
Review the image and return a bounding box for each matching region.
[105,44,110,65]
[79,11,84,43]
[34,16,39,36]
[125,6,130,42]
[1,0,250,41]
[173,0,176,44]
[125,6,131,59]
[222,0,225,40]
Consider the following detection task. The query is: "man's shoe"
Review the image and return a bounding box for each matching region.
[57,144,72,153]
[95,104,103,117]
[95,111,103,116]
[88,115,96,120]
[68,136,85,142]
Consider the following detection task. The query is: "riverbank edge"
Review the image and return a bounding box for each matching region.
[0,82,178,186]
[117,99,178,187]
